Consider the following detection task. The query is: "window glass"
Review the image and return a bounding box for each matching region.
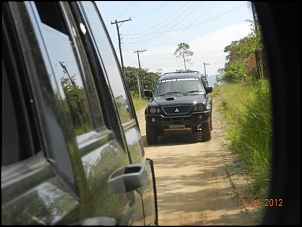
[79,2,133,124]
[2,7,40,165]
[42,23,94,136]
[35,2,105,139]
[155,79,205,96]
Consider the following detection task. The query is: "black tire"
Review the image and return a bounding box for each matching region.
[146,123,158,145]
[201,118,212,141]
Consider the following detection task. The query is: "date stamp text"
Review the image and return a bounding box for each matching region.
[237,198,283,207]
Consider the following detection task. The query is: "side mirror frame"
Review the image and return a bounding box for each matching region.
[144,90,153,98]
[205,86,213,94]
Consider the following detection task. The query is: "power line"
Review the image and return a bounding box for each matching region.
[116,1,137,19]
[123,2,247,37]
[132,1,195,35]
[122,2,205,45]
[132,1,189,34]
[123,1,202,43]
[131,1,170,18]
[123,2,248,49]
[149,2,216,48]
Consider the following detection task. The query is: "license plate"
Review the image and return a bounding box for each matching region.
[169,125,185,129]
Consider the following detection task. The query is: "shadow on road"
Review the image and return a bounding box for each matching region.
[142,130,204,147]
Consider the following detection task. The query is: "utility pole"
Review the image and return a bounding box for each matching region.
[111,17,131,75]
[134,49,146,99]
[203,63,210,78]
[59,61,76,88]
[251,3,263,79]
[203,63,210,86]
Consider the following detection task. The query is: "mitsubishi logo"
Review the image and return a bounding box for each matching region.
[175,108,180,113]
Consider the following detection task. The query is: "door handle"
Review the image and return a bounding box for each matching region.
[108,164,148,193]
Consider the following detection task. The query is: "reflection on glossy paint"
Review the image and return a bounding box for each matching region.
[2,180,78,225]
[80,1,133,123]
[76,130,103,149]
[125,127,144,163]
[82,141,126,190]
[125,127,140,146]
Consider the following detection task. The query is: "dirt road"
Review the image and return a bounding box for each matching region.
[137,105,261,225]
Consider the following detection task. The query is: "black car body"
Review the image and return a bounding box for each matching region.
[144,72,213,144]
[2,2,157,225]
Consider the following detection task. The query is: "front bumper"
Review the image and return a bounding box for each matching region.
[145,110,211,129]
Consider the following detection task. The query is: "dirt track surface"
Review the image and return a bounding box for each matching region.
[137,105,261,226]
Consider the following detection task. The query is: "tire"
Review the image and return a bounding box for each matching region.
[201,117,212,141]
[146,123,158,145]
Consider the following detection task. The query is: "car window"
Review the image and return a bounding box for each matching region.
[2,60,28,165]
[155,78,205,96]
[35,2,106,147]
[79,2,133,124]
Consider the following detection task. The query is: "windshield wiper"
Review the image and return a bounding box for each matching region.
[183,90,203,94]
[157,91,182,96]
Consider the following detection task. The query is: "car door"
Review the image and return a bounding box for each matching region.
[2,2,79,225]
[2,2,156,225]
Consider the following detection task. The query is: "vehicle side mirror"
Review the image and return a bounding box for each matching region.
[144,90,153,98]
[205,87,212,93]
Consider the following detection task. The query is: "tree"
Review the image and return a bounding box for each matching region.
[61,75,89,134]
[124,66,160,95]
[219,19,265,83]
[174,42,193,71]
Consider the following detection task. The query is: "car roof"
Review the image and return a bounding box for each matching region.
[159,71,202,81]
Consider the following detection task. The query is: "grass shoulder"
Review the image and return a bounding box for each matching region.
[212,79,272,207]
[132,96,149,112]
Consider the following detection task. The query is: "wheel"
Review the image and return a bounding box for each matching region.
[146,123,158,145]
[201,117,212,141]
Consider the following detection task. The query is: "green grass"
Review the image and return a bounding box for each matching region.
[212,78,272,200]
[132,96,149,112]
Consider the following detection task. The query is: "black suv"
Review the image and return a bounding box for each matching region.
[2,2,157,225]
[144,71,213,144]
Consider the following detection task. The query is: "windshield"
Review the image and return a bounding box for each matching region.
[154,78,205,96]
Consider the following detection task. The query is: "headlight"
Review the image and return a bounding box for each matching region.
[149,106,161,114]
[193,104,205,112]
[150,107,156,114]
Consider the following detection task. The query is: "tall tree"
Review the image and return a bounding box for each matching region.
[124,66,160,94]
[174,42,193,71]
[218,19,265,83]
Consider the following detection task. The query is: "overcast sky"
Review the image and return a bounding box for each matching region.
[96,1,254,76]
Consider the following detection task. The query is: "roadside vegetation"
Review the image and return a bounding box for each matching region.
[210,15,273,206]
[131,91,149,112]
[212,78,272,201]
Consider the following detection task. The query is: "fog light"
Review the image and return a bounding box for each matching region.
[152,118,156,122]
[199,115,203,119]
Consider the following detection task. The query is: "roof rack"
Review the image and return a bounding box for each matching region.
[163,71,201,75]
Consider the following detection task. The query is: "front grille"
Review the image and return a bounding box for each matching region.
[162,105,191,115]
